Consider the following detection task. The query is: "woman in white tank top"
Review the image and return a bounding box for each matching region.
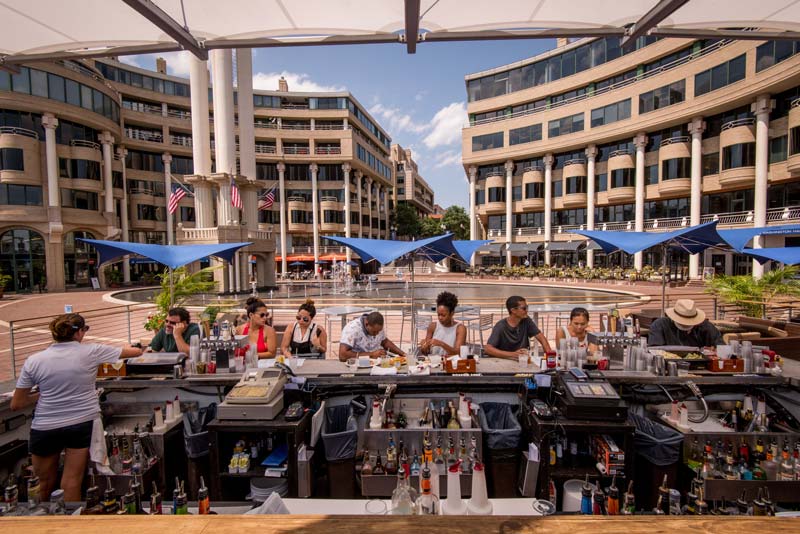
[420,291,467,356]
[555,307,598,353]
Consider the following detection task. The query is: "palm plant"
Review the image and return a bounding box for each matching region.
[706,266,800,317]
[145,266,218,330]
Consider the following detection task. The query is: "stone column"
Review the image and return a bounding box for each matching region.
[310,163,320,271]
[187,176,213,228]
[117,147,131,282]
[343,163,352,264]
[543,154,554,266]
[277,162,288,276]
[688,117,706,279]
[468,166,477,242]
[242,180,259,235]
[633,132,648,271]
[355,171,364,238]
[42,114,60,211]
[504,160,514,267]
[162,153,173,244]
[752,94,774,278]
[236,49,258,231]
[366,177,373,239]
[211,49,236,227]
[585,144,597,269]
[99,131,116,237]
[189,55,212,176]
[383,184,390,239]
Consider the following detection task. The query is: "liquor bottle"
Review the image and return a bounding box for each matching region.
[361,450,373,476]
[622,481,636,515]
[434,435,444,463]
[779,456,795,481]
[684,488,697,515]
[373,454,386,475]
[49,489,67,515]
[198,476,210,515]
[447,436,457,468]
[149,482,162,515]
[695,488,708,515]
[399,444,410,477]
[738,458,752,481]
[396,411,407,429]
[723,451,739,480]
[701,453,714,479]
[580,475,593,515]
[752,488,767,516]
[736,490,750,515]
[109,437,122,474]
[687,437,702,470]
[103,478,118,514]
[121,438,133,475]
[606,476,620,515]
[423,433,433,464]
[174,481,188,515]
[386,434,398,475]
[26,475,47,516]
[416,464,439,515]
[458,438,471,474]
[447,406,460,429]
[739,437,751,465]
[390,466,414,515]
[82,473,104,515]
[121,482,136,515]
[593,489,606,515]
[410,450,421,477]
[654,475,670,515]
[3,478,23,516]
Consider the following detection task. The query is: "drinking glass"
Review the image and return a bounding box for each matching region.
[365,499,387,515]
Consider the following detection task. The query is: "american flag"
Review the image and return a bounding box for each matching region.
[258,186,276,211]
[230,178,243,210]
[167,183,187,214]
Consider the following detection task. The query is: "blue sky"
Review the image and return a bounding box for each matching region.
[122,39,555,209]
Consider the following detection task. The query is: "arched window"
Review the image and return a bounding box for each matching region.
[0,228,46,292]
[64,230,98,287]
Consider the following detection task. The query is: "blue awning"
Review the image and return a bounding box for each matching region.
[452,240,492,263]
[719,224,800,252]
[78,239,252,270]
[322,234,460,265]
[573,221,723,255]
[741,247,800,265]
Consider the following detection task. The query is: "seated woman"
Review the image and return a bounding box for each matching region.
[555,307,597,352]
[281,299,327,357]
[237,297,277,359]
[420,291,467,356]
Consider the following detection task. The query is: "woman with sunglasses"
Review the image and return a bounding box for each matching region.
[281,300,327,357]
[238,297,277,359]
[10,313,142,502]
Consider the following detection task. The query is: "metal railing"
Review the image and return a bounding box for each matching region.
[70,139,101,150]
[791,97,800,109]
[167,109,191,120]
[254,144,277,154]
[320,196,341,202]
[0,126,38,139]
[315,146,342,155]
[522,165,543,173]
[287,195,310,202]
[609,149,632,158]
[281,103,309,110]
[659,135,690,147]
[129,187,156,196]
[721,117,756,131]
[315,123,346,130]
[564,158,586,167]
[125,103,162,116]
[170,135,193,147]
[281,123,312,130]
[254,121,279,129]
[284,146,310,155]
[125,129,164,143]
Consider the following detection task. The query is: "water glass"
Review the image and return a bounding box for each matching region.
[518,354,529,368]
[365,499,387,515]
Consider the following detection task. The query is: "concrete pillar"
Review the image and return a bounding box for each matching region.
[366,177,373,239]
[117,147,131,283]
[188,177,213,228]
[234,250,241,293]
[310,163,320,272]
[752,94,774,278]
[355,171,364,238]
[162,153,173,244]
[242,180,259,232]
[189,55,212,176]
[277,162,288,276]
[213,173,233,226]
[585,144,597,268]
[99,131,116,238]
[41,114,59,209]
[343,163,352,264]
[633,132,648,271]
[544,154,554,266]
[504,160,514,267]
[383,184,390,239]
[468,166,477,243]
[211,49,236,227]
[236,49,258,232]
[688,117,706,279]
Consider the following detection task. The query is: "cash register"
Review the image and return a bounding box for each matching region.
[555,368,627,421]
[217,367,288,420]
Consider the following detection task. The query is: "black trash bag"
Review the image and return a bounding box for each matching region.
[479,402,522,450]
[183,403,217,458]
[630,412,683,466]
[321,404,358,461]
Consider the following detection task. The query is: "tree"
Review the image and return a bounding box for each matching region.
[144,266,218,331]
[419,217,442,238]
[392,202,421,239]
[706,265,800,317]
[441,205,470,240]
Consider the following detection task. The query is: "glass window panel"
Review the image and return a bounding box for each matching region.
[47,73,65,102]
[0,70,10,91]
[65,79,80,106]
[30,69,48,97]
[92,90,103,114]
[81,85,93,109]
[11,67,30,94]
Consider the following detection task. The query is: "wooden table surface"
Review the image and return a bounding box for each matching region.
[2,515,799,533]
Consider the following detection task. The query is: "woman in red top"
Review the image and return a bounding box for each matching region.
[237,297,277,359]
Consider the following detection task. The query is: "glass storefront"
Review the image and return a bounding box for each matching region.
[0,228,46,292]
[64,231,98,287]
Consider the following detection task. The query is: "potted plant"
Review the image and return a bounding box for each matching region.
[105,266,122,288]
[0,271,11,299]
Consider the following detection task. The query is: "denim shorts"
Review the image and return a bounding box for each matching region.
[29,420,93,457]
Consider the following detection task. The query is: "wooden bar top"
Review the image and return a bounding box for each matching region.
[2,515,799,533]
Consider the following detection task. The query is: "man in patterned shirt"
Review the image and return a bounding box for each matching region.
[338,312,406,362]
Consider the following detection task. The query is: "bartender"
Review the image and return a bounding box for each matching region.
[648,299,723,349]
[338,311,406,361]
[148,307,201,353]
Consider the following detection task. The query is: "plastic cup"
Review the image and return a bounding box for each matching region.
[518,354,529,368]
[365,499,387,515]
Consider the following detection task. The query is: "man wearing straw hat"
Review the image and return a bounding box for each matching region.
[648,299,722,349]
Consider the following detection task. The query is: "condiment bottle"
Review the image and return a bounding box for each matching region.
[606,475,620,515]
[174,481,189,515]
[622,480,636,515]
[198,477,210,515]
[149,482,162,515]
[580,475,593,515]
[102,478,118,514]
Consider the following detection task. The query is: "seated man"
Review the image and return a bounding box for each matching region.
[338,311,406,362]
[148,307,201,353]
[648,299,723,349]
[485,296,552,359]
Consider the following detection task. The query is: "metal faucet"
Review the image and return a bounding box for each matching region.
[379,383,397,414]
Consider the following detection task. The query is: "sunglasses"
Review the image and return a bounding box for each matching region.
[166,320,181,326]
[296,315,310,322]
[257,312,269,318]
[514,305,528,311]
[71,324,90,331]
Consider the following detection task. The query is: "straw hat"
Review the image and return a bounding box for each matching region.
[665,299,706,327]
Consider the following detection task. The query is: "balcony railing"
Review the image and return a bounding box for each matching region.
[320,196,340,202]
[254,121,279,129]
[315,146,341,155]
[125,129,164,143]
[281,103,309,110]
[70,139,101,150]
[247,229,273,240]
[281,123,312,130]
[254,144,277,154]
[659,136,690,147]
[315,123,346,130]
[486,171,505,178]
[129,187,156,196]
[522,165,543,172]
[609,149,631,158]
[721,117,756,131]
[564,158,586,167]
[284,146,310,155]
[0,126,38,139]
[182,227,218,240]
[291,245,348,254]
[287,196,309,202]
[167,109,191,120]
[468,39,733,128]
[791,97,800,109]
[170,135,193,147]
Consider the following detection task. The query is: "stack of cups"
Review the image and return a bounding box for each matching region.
[188,335,200,375]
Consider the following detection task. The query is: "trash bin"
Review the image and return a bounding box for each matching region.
[321,404,358,498]
[630,413,684,510]
[479,402,522,497]
[183,403,217,458]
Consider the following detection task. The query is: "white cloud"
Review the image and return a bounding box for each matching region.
[116,51,193,77]
[368,103,428,135]
[432,150,462,169]
[423,102,466,149]
[118,55,143,69]
[414,91,427,102]
[252,71,345,93]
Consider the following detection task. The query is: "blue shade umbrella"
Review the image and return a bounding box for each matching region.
[452,240,493,264]
[289,261,306,266]
[741,247,800,265]
[346,260,359,267]
[719,224,800,252]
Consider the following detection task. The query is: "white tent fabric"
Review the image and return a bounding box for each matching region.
[2,0,800,61]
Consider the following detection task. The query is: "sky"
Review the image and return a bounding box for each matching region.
[120,39,555,209]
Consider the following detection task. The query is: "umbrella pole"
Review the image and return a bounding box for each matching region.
[169,267,174,309]
[410,252,416,349]
[661,243,667,317]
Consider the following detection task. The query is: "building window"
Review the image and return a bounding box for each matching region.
[548,113,584,138]
[0,228,46,292]
[180,206,195,222]
[323,210,344,224]
[0,184,42,206]
[170,156,194,175]
[702,153,719,176]
[515,212,544,228]
[525,182,544,199]
[756,41,800,72]
[509,124,542,145]
[595,173,608,192]
[552,180,563,197]
[125,150,165,173]
[770,136,788,163]
[661,157,691,180]
[476,189,485,205]
[790,126,800,156]
[768,182,800,209]
[472,132,504,151]
[590,99,631,128]
[137,204,164,221]
[610,168,634,188]
[0,148,24,171]
[722,142,756,170]
[59,158,101,180]
[645,197,689,218]
[512,186,522,201]
[639,80,685,114]
[694,55,746,96]
[703,189,754,214]
[291,210,312,224]
[565,176,587,194]
[552,208,587,226]
[487,187,505,203]
[645,164,659,185]
[60,189,99,210]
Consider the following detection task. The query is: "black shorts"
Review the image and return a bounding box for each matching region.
[29,420,93,457]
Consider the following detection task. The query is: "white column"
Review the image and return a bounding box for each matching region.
[633,132,648,271]
[211,49,236,226]
[117,147,131,283]
[468,166,477,242]
[189,177,214,228]
[162,153,173,244]
[752,94,774,278]
[585,144,597,269]
[544,154,554,266]
[343,163,352,264]
[383,184,390,238]
[189,55,212,176]
[234,251,241,293]
[504,160,514,267]
[688,117,705,279]
[236,49,258,231]
[356,171,364,238]
[277,162,288,276]
[99,131,115,215]
[366,177,373,239]
[42,114,59,209]
[310,163,320,272]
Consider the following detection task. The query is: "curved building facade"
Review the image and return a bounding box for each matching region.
[462,37,800,277]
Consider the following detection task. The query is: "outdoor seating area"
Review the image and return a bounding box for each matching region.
[466,265,680,283]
